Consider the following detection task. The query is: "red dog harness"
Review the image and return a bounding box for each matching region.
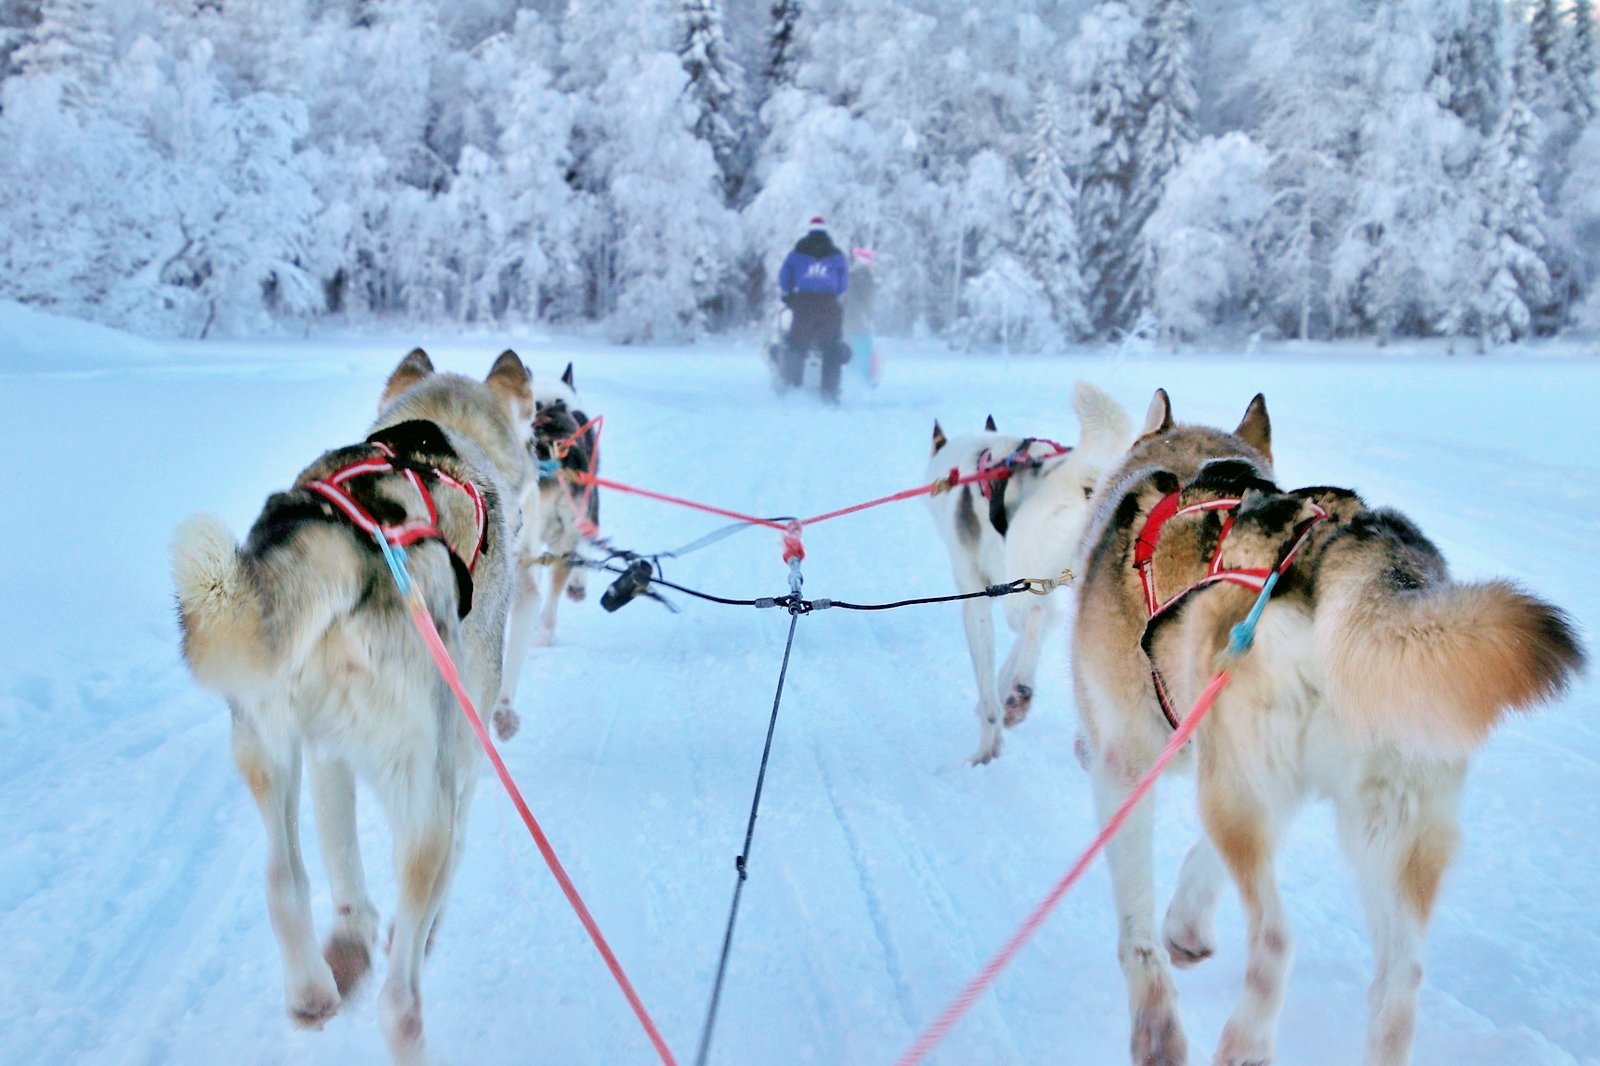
[1133,492,1328,728]
[972,437,1073,536]
[305,435,488,612]
[973,437,1072,500]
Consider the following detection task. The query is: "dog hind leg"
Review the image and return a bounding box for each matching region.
[534,555,572,647]
[1091,740,1188,1064]
[1163,836,1225,968]
[955,559,1004,763]
[491,545,542,740]
[233,705,341,1027]
[1202,776,1293,1066]
[1336,762,1463,1066]
[998,597,1055,727]
[375,727,458,1065]
[308,754,380,996]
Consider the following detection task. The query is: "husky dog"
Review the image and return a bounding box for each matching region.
[171,349,536,1065]
[925,381,1133,763]
[1071,390,1585,1066]
[493,362,600,726]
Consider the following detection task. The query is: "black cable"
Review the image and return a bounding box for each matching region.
[693,610,802,1066]
[823,581,1028,611]
[579,555,1033,614]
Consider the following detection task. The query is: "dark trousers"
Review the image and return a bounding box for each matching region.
[783,293,846,399]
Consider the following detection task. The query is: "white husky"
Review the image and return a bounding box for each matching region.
[925,381,1133,763]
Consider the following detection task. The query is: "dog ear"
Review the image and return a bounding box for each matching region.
[1234,393,1272,466]
[1072,380,1134,457]
[562,362,575,389]
[984,414,997,432]
[931,420,948,456]
[486,349,534,423]
[380,348,434,409]
[1140,388,1174,437]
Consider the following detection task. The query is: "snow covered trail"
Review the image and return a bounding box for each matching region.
[2,322,1597,1065]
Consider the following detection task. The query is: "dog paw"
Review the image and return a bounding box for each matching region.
[324,930,374,997]
[1131,1004,1188,1066]
[532,628,556,648]
[492,701,521,742]
[288,977,341,1029]
[970,737,1003,765]
[1213,1023,1273,1066]
[566,582,586,603]
[1002,684,1033,727]
[1164,928,1215,969]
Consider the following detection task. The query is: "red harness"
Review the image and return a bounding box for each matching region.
[305,438,488,581]
[973,437,1072,500]
[1133,492,1328,728]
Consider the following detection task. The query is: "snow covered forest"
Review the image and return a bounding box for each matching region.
[3,0,1599,348]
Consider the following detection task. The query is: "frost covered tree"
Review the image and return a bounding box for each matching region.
[107,40,321,336]
[1146,132,1270,339]
[961,253,1061,352]
[1016,83,1088,341]
[1333,3,1477,338]
[1464,45,1552,345]
[1569,0,1598,116]
[766,0,800,94]
[1073,0,1144,337]
[1431,0,1505,137]
[677,0,749,203]
[1122,0,1198,330]
[562,1,734,340]
[12,0,110,105]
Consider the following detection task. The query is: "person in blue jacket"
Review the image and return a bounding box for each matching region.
[777,216,850,402]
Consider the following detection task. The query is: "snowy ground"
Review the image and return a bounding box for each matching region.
[2,303,1597,1066]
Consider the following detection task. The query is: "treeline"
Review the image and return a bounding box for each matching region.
[1,0,1597,347]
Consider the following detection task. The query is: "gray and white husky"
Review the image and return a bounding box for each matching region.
[171,349,536,1066]
[924,380,1133,763]
[493,362,600,730]
[1071,389,1585,1066]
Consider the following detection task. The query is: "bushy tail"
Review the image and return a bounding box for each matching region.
[1071,379,1134,459]
[172,514,361,696]
[1315,512,1585,758]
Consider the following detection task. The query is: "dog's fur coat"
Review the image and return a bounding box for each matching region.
[493,362,600,731]
[171,349,536,1065]
[1071,389,1585,1065]
[925,380,1133,763]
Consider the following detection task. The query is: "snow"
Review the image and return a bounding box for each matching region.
[2,310,1597,1066]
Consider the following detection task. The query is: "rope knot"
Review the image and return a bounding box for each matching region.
[781,519,805,564]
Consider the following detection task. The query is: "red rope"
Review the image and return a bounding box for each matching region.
[894,668,1234,1066]
[401,598,679,1066]
[572,473,790,531]
[570,464,1015,561]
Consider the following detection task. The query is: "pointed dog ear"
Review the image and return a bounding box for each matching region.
[1141,388,1174,437]
[486,349,534,425]
[984,414,997,432]
[380,348,433,409]
[1234,393,1272,466]
[931,420,948,456]
[561,361,575,389]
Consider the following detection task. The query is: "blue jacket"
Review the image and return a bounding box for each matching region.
[779,232,849,296]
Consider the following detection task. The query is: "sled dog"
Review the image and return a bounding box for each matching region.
[1071,389,1585,1066]
[171,349,536,1065]
[493,362,600,725]
[925,380,1133,763]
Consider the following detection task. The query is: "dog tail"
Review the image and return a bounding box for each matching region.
[172,513,362,695]
[1315,510,1586,757]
